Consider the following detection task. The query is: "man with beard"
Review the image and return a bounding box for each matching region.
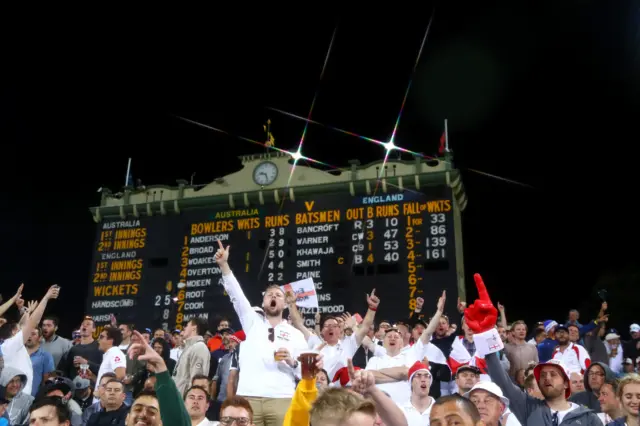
[550,325,591,375]
[214,240,307,426]
[465,274,601,426]
[26,327,55,396]
[40,316,72,368]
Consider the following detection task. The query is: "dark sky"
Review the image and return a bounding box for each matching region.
[1,3,639,335]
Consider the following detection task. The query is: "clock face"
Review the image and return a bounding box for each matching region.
[253,161,278,186]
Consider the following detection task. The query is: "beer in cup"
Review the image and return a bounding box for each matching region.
[298,350,319,380]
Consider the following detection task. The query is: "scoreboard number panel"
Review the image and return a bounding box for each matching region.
[86,187,460,332]
[86,218,149,338]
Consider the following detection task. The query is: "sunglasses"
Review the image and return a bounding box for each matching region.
[46,377,68,386]
[268,327,274,342]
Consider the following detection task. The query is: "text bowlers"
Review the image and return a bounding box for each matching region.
[214,240,308,426]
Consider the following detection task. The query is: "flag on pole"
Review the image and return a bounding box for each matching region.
[438,132,446,155]
[125,158,133,187]
[438,119,449,155]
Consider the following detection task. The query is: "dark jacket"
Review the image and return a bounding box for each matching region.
[86,403,129,426]
[486,353,602,426]
[569,362,616,412]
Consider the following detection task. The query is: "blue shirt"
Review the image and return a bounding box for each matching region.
[30,347,55,396]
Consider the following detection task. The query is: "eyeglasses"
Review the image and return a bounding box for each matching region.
[268,328,274,342]
[220,417,250,426]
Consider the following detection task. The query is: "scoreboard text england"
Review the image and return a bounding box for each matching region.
[87,188,459,336]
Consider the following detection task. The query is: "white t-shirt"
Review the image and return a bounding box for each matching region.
[94,346,127,398]
[307,334,359,381]
[399,397,435,426]
[551,402,579,424]
[1,331,33,395]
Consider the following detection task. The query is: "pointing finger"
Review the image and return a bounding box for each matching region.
[474,274,491,302]
[347,358,356,380]
[371,289,376,297]
[217,239,224,250]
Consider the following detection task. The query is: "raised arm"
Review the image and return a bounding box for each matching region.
[349,359,408,426]
[420,290,446,345]
[354,289,380,346]
[22,286,59,344]
[0,284,23,317]
[465,274,540,424]
[497,302,507,329]
[128,330,191,426]
[214,240,255,329]
[285,292,313,341]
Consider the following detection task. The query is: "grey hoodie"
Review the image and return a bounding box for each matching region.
[568,362,616,412]
[486,353,603,426]
[0,365,34,426]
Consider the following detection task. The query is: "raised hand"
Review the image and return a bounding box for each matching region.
[46,285,60,300]
[347,358,375,394]
[366,289,380,310]
[285,291,296,306]
[12,284,24,302]
[457,297,467,314]
[464,274,498,334]
[26,300,38,314]
[214,239,230,265]
[437,290,446,313]
[127,330,167,373]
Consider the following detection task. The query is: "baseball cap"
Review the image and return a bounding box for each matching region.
[73,377,90,391]
[555,324,569,334]
[456,365,481,377]
[630,324,640,333]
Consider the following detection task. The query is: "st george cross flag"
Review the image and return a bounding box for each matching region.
[281,278,319,309]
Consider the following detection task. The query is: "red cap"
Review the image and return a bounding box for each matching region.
[333,366,360,387]
[408,361,431,382]
[234,330,246,342]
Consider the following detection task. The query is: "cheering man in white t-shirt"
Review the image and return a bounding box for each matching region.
[215,240,307,426]
[94,327,126,402]
[0,284,59,396]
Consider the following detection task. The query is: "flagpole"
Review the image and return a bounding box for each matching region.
[125,158,132,187]
[444,119,449,152]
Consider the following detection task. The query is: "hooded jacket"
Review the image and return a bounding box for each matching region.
[0,365,34,426]
[568,361,616,412]
[486,353,602,426]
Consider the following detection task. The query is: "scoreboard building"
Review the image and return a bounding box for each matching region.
[87,152,468,336]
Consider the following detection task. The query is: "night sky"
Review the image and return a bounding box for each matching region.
[2,4,639,335]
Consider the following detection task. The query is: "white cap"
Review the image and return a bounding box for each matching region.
[463,382,509,407]
[630,324,640,333]
[605,333,621,341]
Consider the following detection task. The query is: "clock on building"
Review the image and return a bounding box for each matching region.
[252,161,278,186]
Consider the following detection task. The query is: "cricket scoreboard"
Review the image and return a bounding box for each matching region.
[86,153,467,336]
